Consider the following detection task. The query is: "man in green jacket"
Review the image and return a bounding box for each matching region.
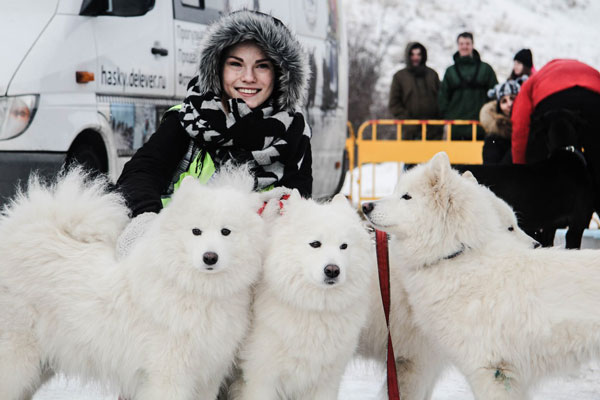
[389,42,441,139]
[439,32,498,140]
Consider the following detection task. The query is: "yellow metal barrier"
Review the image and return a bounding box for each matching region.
[354,119,483,205]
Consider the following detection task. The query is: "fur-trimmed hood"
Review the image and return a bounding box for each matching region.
[479,100,512,139]
[404,42,428,66]
[195,10,309,111]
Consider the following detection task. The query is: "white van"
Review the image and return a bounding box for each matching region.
[0,0,348,201]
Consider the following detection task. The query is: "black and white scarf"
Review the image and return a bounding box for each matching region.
[178,77,311,190]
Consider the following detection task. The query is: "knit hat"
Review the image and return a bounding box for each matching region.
[487,80,521,101]
[513,49,533,69]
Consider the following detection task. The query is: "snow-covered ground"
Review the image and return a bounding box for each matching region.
[29,359,600,400]
[34,162,600,399]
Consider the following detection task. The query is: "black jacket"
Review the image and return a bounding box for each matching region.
[117,113,313,217]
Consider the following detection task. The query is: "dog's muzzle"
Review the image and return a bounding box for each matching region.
[362,202,375,216]
[203,251,219,269]
[324,264,340,285]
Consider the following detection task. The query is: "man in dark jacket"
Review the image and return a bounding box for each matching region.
[438,32,498,140]
[389,42,441,139]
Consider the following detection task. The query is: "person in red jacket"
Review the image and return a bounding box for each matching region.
[511,59,600,180]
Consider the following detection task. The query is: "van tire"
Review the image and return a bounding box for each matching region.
[66,132,108,176]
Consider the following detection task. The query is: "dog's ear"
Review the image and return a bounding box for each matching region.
[426,152,456,211]
[428,152,451,187]
[331,192,350,206]
[267,188,301,218]
[461,170,478,184]
[287,188,302,202]
[260,198,283,222]
[180,175,196,187]
[174,175,199,195]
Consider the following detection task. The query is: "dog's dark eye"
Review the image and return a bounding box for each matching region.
[401,193,412,200]
[221,228,231,236]
[508,226,515,232]
[192,228,202,236]
[309,241,321,248]
[340,243,348,250]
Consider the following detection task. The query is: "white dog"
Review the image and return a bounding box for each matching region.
[0,166,265,400]
[362,152,600,400]
[231,192,373,400]
[358,165,539,400]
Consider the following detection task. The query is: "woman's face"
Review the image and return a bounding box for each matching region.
[499,94,516,117]
[222,42,275,109]
[513,60,524,76]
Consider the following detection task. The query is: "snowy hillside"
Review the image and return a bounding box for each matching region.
[343,0,600,115]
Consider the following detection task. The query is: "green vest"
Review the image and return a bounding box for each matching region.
[160,104,216,207]
[161,149,216,207]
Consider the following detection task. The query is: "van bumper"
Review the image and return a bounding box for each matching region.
[0,151,65,202]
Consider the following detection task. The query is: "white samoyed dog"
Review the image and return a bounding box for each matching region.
[231,191,374,400]
[0,166,265,400]
[362,152,600,400]
[358,164,539,400]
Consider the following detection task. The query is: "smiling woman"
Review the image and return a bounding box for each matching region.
[221,41,275,109]
[116,10,313,229]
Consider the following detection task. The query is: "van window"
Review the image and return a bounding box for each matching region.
[173,0,224,24]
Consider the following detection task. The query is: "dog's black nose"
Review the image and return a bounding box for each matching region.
[533,241,542,249]
[203,252,219,265]
[362,202,374,215]
[324,264,340,278]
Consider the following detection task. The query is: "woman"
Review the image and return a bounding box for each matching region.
[480,79,521,164]
[509,48,535,80]
[115,11,311,255]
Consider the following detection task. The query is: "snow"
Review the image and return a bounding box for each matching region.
[339,359,600,400]
[31,360,600,399]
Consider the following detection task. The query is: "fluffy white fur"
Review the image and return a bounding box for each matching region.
[232,192,374,400]
[358,162,539,400]
[0,166,265,400]
[363,152,600,400]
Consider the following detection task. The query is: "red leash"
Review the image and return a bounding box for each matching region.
[375,229,401,400]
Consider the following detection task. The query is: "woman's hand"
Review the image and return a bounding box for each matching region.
[116,212,158,259]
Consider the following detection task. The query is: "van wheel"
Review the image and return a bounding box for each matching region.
[66,142,104,175]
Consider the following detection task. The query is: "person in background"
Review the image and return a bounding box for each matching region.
[438,32,498,140]
[480,79,521,164]
[115,10,312,257]
[511,59,600,185]
[509,48,535,80]
[388,42,441,140]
